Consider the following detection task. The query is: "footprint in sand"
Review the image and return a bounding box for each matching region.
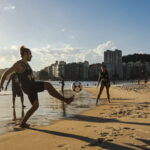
[87,138,105,146]
[85,125,92,127]
[58,144,66,147]
[100,132,109,137]
[106,127,114,130]
[81,146,86,149]
[99,112,105,114]
[58,144,70,150]
[123,127,130,130]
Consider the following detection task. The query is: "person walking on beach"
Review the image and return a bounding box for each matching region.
[0,46,74,128]
[96,64,110,105]
[5,72,25,108]
[59,74,66,116]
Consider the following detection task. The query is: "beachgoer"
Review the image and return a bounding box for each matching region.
[96,64,110,105]
[5,72,25,108]
[0,46,74,128]
[59,74,66,116]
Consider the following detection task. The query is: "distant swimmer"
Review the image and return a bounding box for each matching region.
[0,46,74,128]
[96,64,110,105]
[5,72,25,108]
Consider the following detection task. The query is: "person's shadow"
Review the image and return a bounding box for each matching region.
[126,138,150,150]
[66,114,150,126]
[29,127,135,150]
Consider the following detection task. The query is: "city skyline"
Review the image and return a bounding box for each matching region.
[0,0,150,71]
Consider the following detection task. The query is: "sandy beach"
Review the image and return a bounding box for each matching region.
[0,82,150,150]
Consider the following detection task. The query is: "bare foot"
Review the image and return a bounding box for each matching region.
[20,123,30,128]
[96,99,99,106]
[66,95,74,104]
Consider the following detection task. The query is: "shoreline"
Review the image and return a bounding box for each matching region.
[0,89,96,136]
[0,82,150,150]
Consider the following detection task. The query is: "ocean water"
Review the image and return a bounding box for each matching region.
[0,80,136,135]
[0,81,96,135]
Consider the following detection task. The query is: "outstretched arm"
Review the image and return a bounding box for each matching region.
[5,74,13,90]
[0,63,18,91]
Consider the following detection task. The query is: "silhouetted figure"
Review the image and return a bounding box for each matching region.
[0,46,74,128]
[59,75,66,116]
[96,64,110,105]
[5,72,25,108]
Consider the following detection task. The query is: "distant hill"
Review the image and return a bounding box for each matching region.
[122,54,150,63]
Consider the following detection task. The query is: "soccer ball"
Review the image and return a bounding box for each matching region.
[71,81,83,93]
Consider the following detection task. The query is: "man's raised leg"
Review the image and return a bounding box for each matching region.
[44,82,74,104]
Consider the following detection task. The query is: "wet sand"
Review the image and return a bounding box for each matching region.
[0,89,95,135]
[0,82,150,150]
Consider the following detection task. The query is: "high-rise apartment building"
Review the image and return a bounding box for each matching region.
[104,49,123,79]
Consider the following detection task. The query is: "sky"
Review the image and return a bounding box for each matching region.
[0,0,150,71]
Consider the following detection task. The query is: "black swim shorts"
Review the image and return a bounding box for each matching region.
[23,81,45,105]
[12,86,23,97]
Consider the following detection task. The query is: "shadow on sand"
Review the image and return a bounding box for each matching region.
[28,114,150,149]
[126,138,150,150]
[66,114,150,126]
[29,127,135,150]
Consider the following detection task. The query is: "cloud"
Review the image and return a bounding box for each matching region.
[31,41,116,70]
[61,28,65,32]
[93,40,116,56]
[0,41,117,71]
[70,35,75,39]
[0,45,19,68]
[3,5,15,11]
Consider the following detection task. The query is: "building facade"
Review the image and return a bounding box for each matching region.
[104,49,123,80]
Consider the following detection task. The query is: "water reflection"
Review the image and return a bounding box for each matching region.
[0,89,95,135]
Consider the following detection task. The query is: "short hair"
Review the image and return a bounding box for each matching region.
[20,45,30,57]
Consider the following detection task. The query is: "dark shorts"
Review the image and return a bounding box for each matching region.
[102,81,110,87]
[12,86,23,98]
[23,81,45,105]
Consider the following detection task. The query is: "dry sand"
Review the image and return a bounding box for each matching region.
[0,82,150,150]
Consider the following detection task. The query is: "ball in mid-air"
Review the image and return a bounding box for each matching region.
[71,81,83,93]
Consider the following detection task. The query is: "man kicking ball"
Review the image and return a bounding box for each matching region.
[0,46,74,128]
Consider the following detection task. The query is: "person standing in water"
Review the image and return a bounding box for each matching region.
[96,64,110,105]
[0,46,74,128]
[5,72,25,108]
[60,74,65,96]
[59,74,66,116]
